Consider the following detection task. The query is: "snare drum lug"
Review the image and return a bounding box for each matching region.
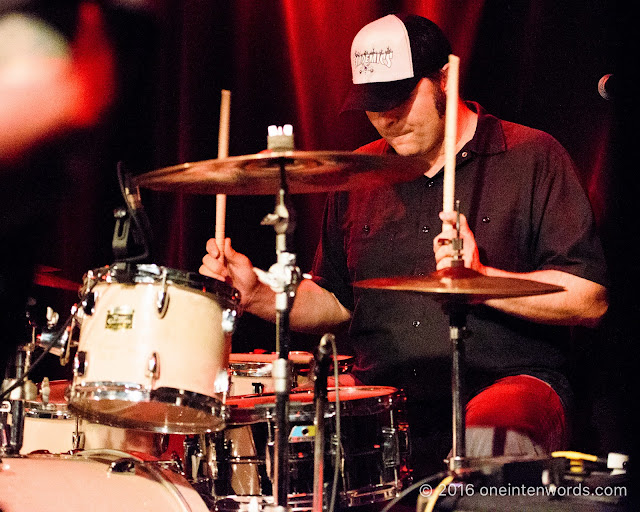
[156,269,169,317]
[74,351,88,376]
[73,430,85,450]
[381,427,400,468]
[221,308,237,334]
[81,291,97,316]
[109,458,136,474]
[146,352,160,379]
[214,370,229,393]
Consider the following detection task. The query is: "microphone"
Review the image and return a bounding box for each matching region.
[598,74,615,100]
[314,333,334,380]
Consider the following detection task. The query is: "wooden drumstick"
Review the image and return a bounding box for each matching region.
[216,89,231,252]
[442,54,459,231]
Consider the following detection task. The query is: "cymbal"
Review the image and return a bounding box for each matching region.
[133,151,429,195]
[33,265,80,292]
[355,266,565,303]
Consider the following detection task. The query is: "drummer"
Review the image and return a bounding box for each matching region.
[201,13,608,477]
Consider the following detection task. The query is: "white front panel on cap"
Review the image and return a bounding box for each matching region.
[351,14,414,84]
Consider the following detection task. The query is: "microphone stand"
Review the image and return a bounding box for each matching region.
[312,334,334,512]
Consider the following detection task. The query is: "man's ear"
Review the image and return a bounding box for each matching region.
[440,63,450,92]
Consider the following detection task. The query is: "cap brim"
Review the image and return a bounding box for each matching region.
[340,76,420,113]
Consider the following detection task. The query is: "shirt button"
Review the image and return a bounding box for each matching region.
[412,320,421,327]
[422,225,430,233]
[461,151,468,158]
[482,216,491,223]
[417,271,425,277]
[427,180,435,188]
[362,224,370,233]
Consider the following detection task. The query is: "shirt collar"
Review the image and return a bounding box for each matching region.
[465,101,507,156]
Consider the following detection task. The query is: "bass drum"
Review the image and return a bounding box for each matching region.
[69,264,240,434]
[0,451,210,512]
[207,386,410,511]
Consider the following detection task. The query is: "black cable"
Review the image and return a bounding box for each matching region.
[379,471,450,512]
[328,337,340,512]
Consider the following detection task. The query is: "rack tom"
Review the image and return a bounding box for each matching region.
[69,264,239,433]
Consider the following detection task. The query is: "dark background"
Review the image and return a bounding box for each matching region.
[22,0,634,462]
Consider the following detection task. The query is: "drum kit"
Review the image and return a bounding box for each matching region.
[3,65,563,509]
[0,138,564,511]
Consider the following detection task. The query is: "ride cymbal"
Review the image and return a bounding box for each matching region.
[133,151,429,195]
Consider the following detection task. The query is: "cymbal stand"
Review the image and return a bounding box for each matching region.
[444,202,468,473]
[256,132,303,509]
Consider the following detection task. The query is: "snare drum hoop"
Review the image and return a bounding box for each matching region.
[24,401,74,420]
[229,361,274,378]
[83,263,240,310]
[225,386,402,424]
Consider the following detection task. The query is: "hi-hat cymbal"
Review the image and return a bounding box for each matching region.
[133,151,428,195]
[355,266,565,303]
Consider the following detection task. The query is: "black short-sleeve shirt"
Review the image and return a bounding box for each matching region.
[312,103,608,407]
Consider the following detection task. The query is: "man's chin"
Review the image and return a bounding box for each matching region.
[390,141,420,157]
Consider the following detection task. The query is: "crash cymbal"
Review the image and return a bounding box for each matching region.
[33,266,80,292]
[133,151,429,195]
[355,266,565,302]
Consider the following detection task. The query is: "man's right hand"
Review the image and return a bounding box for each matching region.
[200,237,261,309]
[200,237,352,333]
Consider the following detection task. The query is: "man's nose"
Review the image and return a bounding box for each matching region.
[372,108,401,127]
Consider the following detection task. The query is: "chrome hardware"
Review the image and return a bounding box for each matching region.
[146,352,160,380]
[74,351,87,376]
[381,427,400,468]
[40,377,50,404]
[109,458,136,474]
[73,425,85,450]
[156,269,169,317]
[221,308,237,334]
[82,291,97,316]
[213,369,229,393]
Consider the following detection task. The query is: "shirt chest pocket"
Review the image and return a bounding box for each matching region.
[345,223,398,282]
[342,187,413,282]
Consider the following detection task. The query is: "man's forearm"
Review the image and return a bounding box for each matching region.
[245,278,352,334]
[482,267,608,327]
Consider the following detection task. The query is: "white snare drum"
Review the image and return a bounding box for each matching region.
[19,379,76,454]
[208,386,410,511]
[69,264,240,434]
[228,352,353,396]
[0,451,210,512]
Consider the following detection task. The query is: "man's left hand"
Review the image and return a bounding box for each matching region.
[433,211,485,272]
